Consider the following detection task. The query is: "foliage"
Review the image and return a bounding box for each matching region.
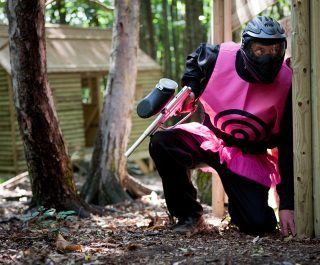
[0,0,7,24]
[193,169,212,205]
[261,0,291,20]
[0,176,11,184]
[45,0,114,27]
[19,206,77,236]
[0,0,292,83]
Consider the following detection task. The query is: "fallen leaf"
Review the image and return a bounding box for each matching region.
[65,244,82,252]
[56,233,82,252]
[56,233,68,250]
[252,236,260,244]
[127,243,143,251]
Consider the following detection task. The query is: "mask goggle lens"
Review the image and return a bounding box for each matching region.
[249,41,286,58]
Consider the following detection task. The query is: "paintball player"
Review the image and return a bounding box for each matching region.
[149,16,295,236]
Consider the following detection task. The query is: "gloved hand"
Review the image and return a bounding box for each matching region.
[176,91,197,115]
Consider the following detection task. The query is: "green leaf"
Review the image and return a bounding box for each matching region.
[37,206,46,212]
[43,220,57,227]
[43,208,56,218]
[57,210,76,220]
[20,211,40,222]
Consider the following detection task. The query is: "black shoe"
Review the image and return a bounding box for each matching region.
[171,216,207,234]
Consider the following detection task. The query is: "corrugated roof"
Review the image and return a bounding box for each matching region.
[0,24,161,74]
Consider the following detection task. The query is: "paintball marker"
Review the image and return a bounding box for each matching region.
[125,78,194,158]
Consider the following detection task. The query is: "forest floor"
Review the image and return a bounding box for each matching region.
[0,170,320,265]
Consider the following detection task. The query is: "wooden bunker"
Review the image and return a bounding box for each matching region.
[0,24,162,175]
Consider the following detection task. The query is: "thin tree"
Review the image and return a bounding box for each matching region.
[170,0,182,82]
[185,0,206,54]
[161,0,172,79]
[140,0,156,60]
[7,0,93,217]
[81,0,141,205]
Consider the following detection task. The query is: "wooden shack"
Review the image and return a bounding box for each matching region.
[0,24,162,175]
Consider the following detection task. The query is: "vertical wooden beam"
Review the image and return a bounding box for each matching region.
[291,0,314,237]
[212,0,224,44]
[310,0,320,237]
[224,0,232,41]
[210,0,225,218]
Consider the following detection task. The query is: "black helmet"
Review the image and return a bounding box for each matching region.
[241,16,287,49]
[240,16,287,84]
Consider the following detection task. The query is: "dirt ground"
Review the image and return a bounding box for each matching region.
[0,172,320,265]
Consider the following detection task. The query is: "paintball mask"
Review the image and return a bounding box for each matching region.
[240,16,287,84]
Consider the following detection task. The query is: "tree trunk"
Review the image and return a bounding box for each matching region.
[7,0,93,217]
[81,0,140,205]
[140,0,156,60]
[162,0,172,79]
[55,0,67,24]
[170,0,182,82]
[185,0,205,54]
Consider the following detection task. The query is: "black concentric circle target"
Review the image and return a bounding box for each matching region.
[213,109,270,141]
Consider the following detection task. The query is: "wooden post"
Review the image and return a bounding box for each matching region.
[310,0,320,237]
[224,0,232,41]
[291,0,314,237]
[212,0,224,44]
[210,0,225,218]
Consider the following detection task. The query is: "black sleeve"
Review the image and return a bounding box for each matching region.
[181,43,220,98]
[276,88,294,210]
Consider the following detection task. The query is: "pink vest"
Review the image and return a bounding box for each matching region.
[201,42,292,140]
[176,42,292,187]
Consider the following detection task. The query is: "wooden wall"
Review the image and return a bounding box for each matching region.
[49,73,86,153]
[0,67,26,174]
[0,67,15,174]
[0,67,162,175]
[0,72,87,175]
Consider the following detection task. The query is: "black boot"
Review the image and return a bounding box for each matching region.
[171,216,207,234]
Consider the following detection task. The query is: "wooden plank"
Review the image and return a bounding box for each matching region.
[224,0,233,41]
[49,74,81,82]
[211,170,225,217]
[0,149,13,155]
[291,0,313,237]
[0,70,16,174]
[128,150,151,161]
[0,165,16,174]
[210,0,226,218]
[212,0,224,44]
[232,0,277,31]
[7,75,19,173]
[57,110,84,117]
[311,0,320,237]
[0,158,14,165]
[55,102,83,109]
[0,132,13,138]
[59,116,85,123]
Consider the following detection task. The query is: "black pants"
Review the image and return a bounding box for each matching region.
[149,128,277,235]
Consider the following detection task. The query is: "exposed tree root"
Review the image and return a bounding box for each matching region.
[124,174,153,198]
